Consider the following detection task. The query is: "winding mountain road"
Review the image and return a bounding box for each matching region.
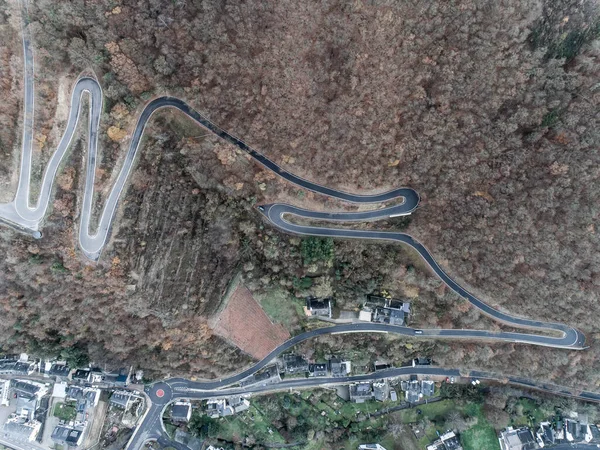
[0,4,592,450]
[0,0,584,350]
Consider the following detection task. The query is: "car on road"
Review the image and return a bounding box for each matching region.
[414,330,423,335]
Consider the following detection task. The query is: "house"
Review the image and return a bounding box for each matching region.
[304,297,332,318]
[0,355,35,376]
[329,357,351,377]
[206,399,229,418]
[102,370,130,387]
[358,445,387,450]
[308,363,328,377]
[67,386,85,401]
[72,369,91,383]
[206,396,250,418]
[565,419,579,442]
[364,295,411,326]
[246,365,281,386]
[536,422,555,447]
[10,379,47,400]
[3,418,41,442]
[12,362,35,376]
[48,363,71,379]
[373,381,389,402]
[0,379,10,406]
[16,396,38,421]
[498,427,538,450]
[427,431,463,450]
[359,307,374,322]
[52,382,67,399]
[109,390,142,410]
[282,355,309,375]
[401,378,435,403]
[256,365,280,383]
[349,382,373,403]
[412,357,432,367]
[171,402,192,423]
[51,425,85,447]
[405,380,421,403]
[421,380,435,397]
[373,361,392,371]
[229,396,250,414]
[89,367,104,383]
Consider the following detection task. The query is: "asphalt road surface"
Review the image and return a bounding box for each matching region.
[1,3,592,450]
[0,0,584,350]
[126,365,600,450]
[261,203,585,350]
[0,1,418,259]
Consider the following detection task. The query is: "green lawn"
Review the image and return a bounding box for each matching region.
[216,403,286,444]
[53,402,77,422]
[510,398,547,427]
[459,403,501,450]
[461,423,501,450]
[255,288,306,332]
[398,399,454,424]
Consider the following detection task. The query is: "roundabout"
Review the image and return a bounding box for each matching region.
[147,382,173,405]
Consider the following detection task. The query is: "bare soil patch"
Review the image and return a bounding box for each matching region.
[212,282,290,360]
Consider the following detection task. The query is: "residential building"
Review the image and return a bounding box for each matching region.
[401,378,435,403]
[349,382,373,403]
[422,380,435,397]
[329,357,351,377]
[110,390,142,409]
[206,396,250,418]
[308,363,328,377]
[536,422,555,447]
[427,431,463,450]
[0,378,10,406]
[565,419,579,442]
[171,402,192,423]
[48,363,71,379]
[282,355,309,375]
[361,295,411,326]
[498,427,538,450]
[52,382,67,399]
[89,367,104,383]
[358,307,374,322]
[10,379,47,400]
[51,425,85,447]
[3,418,41,442]
[404,379,421,403]
[0,355,34,376]
[304,297,332,318]
[229,396,250,414]
[72,369,90,383]
[412,357,432,367]
[373,380,389,402]
[16,396,37,421]
[240,365,281,387]
[102,369,130,387]
[373,361,392,371]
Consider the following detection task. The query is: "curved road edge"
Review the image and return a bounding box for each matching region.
[126,366,600,450]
